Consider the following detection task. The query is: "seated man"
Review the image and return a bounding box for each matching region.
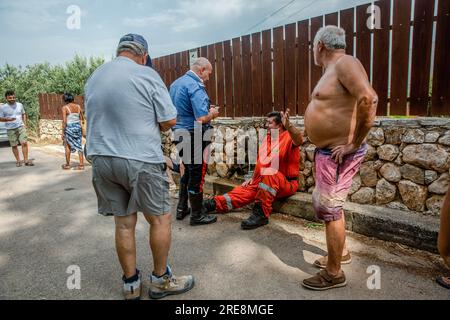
[203,111,303,230]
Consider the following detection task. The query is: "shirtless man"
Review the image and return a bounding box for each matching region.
[299,26,378,290]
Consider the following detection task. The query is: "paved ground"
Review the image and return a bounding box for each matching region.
[0,143,449,300]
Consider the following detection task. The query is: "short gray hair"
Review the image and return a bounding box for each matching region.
[191,57,212,70]
[314,25,346,50]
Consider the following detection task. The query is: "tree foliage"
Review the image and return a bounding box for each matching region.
[0,55,105,133]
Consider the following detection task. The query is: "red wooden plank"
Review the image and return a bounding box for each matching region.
[38,94,44,118]
[156,57,162,73]
[165,55,171,85]
[410,0,435,116]
[284,23,296,113]
[223,40,233,117]
[356,4,372,78]
[297,19,310,116]
[52,94,59,120]
[42,94,48,119]
[75,96,84,111]
[390,0,412,115]
[273,26,285,112]
[207,44,217,105]
[48,94,53,120]
[200,45,207,58]
[310,16,324,94]
[232,37,243,117]
[241,35,253,116]
[325,12,338,26]
[181,51,189,74]
[169,54,176,85]
[161,56,168,87]
[251,32,263,117]
[215,42,225,116]
[373,0,391,116]
[175,52,182,79]
[46,94,51,120]
[165,55,171,87]
[152,58,158,72]
[261,29,273,115]
[340,8,354,56]
[57,94,63,120]
[432,0,450,115]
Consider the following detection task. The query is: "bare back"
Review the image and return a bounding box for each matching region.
[62,103,83,124]
[305,55,369,149]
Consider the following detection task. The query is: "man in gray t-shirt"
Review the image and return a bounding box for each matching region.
[0,90,34,167]
[85,34,194,300]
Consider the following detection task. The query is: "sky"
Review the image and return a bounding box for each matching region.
[0,0,372,67]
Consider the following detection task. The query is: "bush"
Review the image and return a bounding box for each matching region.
[0,55,105,134]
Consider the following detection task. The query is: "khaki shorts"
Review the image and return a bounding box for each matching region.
[92,156,171,217]
[7,126,28,147]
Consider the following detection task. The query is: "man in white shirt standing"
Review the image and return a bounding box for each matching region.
[0,90,34,167]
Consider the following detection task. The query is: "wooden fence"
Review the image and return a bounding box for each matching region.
[39,93,84,120]
[153,0,450,118]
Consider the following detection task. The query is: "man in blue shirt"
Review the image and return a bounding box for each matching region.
[170,57,219,225]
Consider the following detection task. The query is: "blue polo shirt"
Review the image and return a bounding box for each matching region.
[170,71,210,131]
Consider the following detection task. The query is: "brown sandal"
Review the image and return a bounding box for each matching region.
[61,164,71,170]
[76,165,85,170]
[25,161,35,167]
[314,252,352,269]
[16,161,23,167]
[436,276,450,290]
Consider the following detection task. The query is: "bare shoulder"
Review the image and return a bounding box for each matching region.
[335,55,368,80]
[335,55,362,72]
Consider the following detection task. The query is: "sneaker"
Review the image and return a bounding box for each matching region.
[302,270,347,291]
[122,271,142,300]
[149,266,195,300]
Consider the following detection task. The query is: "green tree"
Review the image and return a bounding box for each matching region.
[0,55,105,134]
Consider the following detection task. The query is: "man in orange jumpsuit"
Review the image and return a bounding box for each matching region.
[203,111,303,230]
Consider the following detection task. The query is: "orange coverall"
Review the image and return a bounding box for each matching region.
[214,130,300,217]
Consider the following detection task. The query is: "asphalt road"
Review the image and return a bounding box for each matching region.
[0,143,449,300]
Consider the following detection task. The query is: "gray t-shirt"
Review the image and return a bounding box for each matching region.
[0,102,25,130]
[85,56,177,164]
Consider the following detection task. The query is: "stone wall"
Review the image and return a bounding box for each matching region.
[42,117,450,215]
[167,117,450,216]
[39,119,63,142]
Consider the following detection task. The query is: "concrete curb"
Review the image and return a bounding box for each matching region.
[204,176,440,253]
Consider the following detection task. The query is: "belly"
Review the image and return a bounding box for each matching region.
[305,100,355,149]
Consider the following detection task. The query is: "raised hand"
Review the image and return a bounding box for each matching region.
[281,108,291,129]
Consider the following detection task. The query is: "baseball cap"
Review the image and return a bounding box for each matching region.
[118,33,153,68]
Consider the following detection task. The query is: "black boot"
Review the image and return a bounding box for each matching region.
[176,183,190,220]
[241,203,269,230]
[202,198,216,213]
[189,192,217,226]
